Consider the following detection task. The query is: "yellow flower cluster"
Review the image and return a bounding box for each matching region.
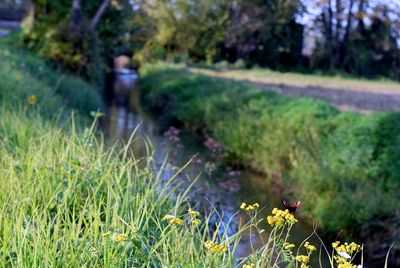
[337,263,357,268]
[266,208,297,227]
[295,254,310,268]
[332,241,361,268]
[283,242,295,250]
[295,255,309,263]
[188,208,201,225]
[28,95,37,105]
[115,233,128,242]
[243,263,255,268]
[332,241,360,254]
[204,241,228,254]
[240,202,260,211]
[304,241,316,252]
[163,214,184,225]
[188,208,200,217]
[191,218,201,225]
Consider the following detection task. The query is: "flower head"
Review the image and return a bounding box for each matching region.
[240,202,260,211]
[304,241,316,252]
[283,242,296,250]
[163,214,184,225]
[188,208,200,217]
[28,95,37,105]
[332,241,361,268]
[295,255,310,264]
[191,218,201,225]
[115,233,127,242]
[267,208,297,227]
[204,241,228,254]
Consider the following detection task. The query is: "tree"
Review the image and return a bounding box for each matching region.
[133,0,232,63]
[309,0,400,79]
[221,0,304,68]
[24,0,132,82]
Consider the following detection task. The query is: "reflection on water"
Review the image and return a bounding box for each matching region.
[102,71,325,262]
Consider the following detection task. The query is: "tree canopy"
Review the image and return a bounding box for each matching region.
[12,0,400,80]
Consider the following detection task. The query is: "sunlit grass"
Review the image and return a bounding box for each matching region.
[0,109,367,266]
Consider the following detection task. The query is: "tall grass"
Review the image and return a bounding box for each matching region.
[0,109,364,267]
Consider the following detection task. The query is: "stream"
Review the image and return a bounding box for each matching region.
[102,70,325,264]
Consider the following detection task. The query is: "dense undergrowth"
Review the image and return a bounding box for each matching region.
[0,44,370,267]
[139,64,400,262]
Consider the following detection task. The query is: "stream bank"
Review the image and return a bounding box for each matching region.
[102,69,330,264]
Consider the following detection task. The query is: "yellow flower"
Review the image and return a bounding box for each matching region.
[115,233,127,242]
[170,218,184,225]
[338,262,357,268]
[266,208,297,227]
[332,241,361,255]
[332,241,361,267]
[188,208,200,217]
[243,263,255,268]
[28,95,37,105]
[245,205,255,211]
[332,241,340,249]
[304,241,316,252]
[15,74,21,81]
[283,242,295,250]
[191,218,201,225]
[204,241,228,254]
[163,214,184,225]
[295,255,310,264]
[240,202,260,211]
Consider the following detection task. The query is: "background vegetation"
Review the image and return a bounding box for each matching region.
[2,0,399,82]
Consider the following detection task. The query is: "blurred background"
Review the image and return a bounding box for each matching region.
[1,0,400,82]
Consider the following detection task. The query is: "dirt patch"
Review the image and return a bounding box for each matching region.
[252,81,400,113]
[191,68,400,113]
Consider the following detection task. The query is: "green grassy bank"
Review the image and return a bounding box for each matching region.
[0,45,366,267]
[140,64,400,254]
